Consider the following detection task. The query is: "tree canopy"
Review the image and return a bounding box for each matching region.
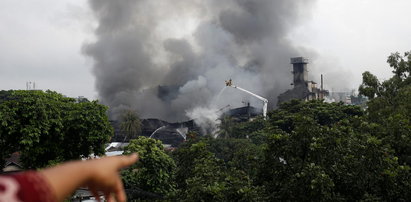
[120,109,142,142]
[2,51,411,201]
[0,90,112,169]
[257,99,410,201]
[359,51,411,165]
[164,51,411,201]
[122,136,176,200]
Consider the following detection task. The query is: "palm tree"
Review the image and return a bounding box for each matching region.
[120,110,142,143]
[217,115,234,139]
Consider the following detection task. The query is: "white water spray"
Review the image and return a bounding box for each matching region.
[214,86,227,104]
[149,126,166,138]
[176,127,188,140]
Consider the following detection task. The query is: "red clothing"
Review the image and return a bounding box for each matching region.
[0,171,56,202]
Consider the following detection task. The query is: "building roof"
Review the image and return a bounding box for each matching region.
[290,57,309,64]
[3,152,23,172]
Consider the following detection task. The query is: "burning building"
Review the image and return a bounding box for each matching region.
[278,57,329,104]
[110,118,199,147]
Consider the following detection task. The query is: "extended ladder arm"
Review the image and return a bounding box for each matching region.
[225,79,268,119]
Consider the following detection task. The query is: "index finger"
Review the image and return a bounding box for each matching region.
[116,153,139,169]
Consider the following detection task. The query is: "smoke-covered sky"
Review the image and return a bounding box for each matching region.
[82,0,318,121]
[1,0,411,121]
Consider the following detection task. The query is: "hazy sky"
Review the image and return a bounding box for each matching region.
[1,0,410,99]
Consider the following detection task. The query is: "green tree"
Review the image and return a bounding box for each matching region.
[258,99,411,201]
[359,51,411,165]
[120,110,141,142]
[231,117,267,144]
[0,90,112,169]
[122,136,176,200]
[182,154,260,202]
[173,141,260,201]
[359,71,381,99]
[172,140,211,191]
[217,115,235,139]
[171,96,411,200]
[58,100,113,162]
[206,138,263,181]
[0,93,17,169]
[0,90,12,102]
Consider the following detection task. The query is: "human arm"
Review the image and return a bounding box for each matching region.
[40,153,138,202]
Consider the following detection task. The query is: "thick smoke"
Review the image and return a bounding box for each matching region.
[83,0,317,124]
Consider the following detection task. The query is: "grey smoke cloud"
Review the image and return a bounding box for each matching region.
[83,0,317,121]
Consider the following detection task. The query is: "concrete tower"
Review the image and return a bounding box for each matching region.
[278,57,328,105]
[290,57,308,87]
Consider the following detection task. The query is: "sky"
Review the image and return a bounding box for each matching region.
[0,0,410,99]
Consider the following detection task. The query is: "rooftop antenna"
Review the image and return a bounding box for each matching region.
[26,81,36,90]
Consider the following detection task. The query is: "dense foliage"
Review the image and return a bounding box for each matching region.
[359,51,411,165]
[120,110,142,142]
[259,100,410,201]
[172,140,261,201]
[1,51,410,201]
[0,90,112,169]
[167,99,410,201]
[122,136,176,200]
[162,51,411,201]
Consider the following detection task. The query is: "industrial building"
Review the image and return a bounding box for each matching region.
[278,57,329,104]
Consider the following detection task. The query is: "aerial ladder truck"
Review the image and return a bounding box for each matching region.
[225,79,268,119]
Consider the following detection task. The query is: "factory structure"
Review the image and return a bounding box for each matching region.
[109,57,363,147]
[278,57,329,104]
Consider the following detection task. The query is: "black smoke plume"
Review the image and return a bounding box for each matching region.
[83,0,317,122]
